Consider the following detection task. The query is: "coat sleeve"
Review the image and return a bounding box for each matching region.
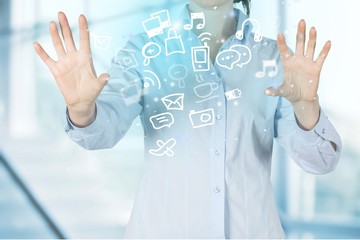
[274,96,342,174]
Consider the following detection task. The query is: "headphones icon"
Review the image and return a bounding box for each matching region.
[235,18,263,43]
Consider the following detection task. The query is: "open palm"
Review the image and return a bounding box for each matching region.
[266,20,331,105]
[33,12,109,113]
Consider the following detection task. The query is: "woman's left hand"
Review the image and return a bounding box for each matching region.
[265,19,331,129]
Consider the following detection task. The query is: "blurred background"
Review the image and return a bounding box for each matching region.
[0,0,359,238]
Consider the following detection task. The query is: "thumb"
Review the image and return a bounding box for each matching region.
[264,86,287,97]
[98,73,110,85]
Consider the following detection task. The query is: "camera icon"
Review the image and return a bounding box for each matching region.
[189,108,215,129]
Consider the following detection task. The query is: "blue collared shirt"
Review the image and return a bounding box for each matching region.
[64,5,342,239]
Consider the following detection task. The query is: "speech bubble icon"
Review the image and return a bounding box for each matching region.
[150,112,175,130]
[230,44,252,68]
[216,49,241,70]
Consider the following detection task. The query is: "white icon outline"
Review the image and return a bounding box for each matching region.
[235,18,263,43]
[119,79,142,106]
[198,32,212,43]
[150,10,171,29]
[142,16,163,38]
[193,74,219,103]
[143,70,162,90]
[142,42,161,66]
[189,108,215,129]
[215,49,241,70]
[115,48,139,73]
[168,64,188,88]
[191,45,210,72]
[92,34,112,51]
[165,28,185,56]
[149,138,177,157]
[215,44,252,70]
[225,88,242,100]
[161,93,185,111]
[142,10,171,38]
[255,59,278,78]
[149,112,175,130]
[184,12,205,30]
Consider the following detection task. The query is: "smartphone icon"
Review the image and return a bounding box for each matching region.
[191,45,210,72]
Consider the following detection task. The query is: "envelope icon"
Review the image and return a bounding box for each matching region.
[93,34,112,51]
[161,93,184,111]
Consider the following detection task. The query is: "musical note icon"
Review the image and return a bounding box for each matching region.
[255,60,278,78]
[184,12,205,30]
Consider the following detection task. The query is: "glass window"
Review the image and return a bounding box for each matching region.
[0,0,359,238]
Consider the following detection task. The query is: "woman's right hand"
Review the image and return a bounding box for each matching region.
[33,12,109,127]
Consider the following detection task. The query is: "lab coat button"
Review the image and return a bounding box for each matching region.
[214,186,221,193]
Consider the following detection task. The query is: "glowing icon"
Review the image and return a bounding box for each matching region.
[255,59,278,78]
[194,83,219,103]
[142,17,163,38]
[189,108,215,129]
[143,70,161,90]
[165,28,185,56]
[93,34,112,51]
[119,79,142,105]
[142,42,161,66]
[191,44,210,72]
[225,88,242,100]
[150,10,171,29]
[216,44,252,69]
[184,12,205,30]
[168,64,188,88]
[149,138,177,157]
[231,45,252,67]
[198,32,212,44]
[115,49,139,73]
[161,93,184,110]
[142,10,171,38]
[216,49,241,70]
[150,112,174,130]
[236,18,263,43]
[193,74,218,103]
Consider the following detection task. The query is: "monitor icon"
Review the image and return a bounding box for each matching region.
[142,17,163,38]
[151,10,171,29]
[142,10,171,38]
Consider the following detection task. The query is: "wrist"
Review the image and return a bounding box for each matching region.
[292,97,320,130]
[67,103,96,128]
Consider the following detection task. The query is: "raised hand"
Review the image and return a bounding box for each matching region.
[265,19,331,130]
[33,12,109,127]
